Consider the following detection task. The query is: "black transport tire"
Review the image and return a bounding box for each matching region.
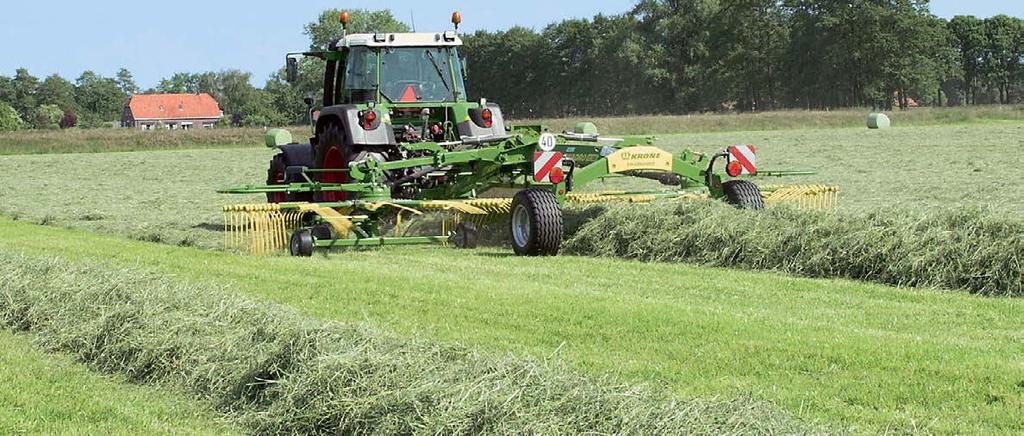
[509,189,563,256]
[266,153,313,203]
[450,222,479,249]
[314,124,351,202]
[289,229,314,257]
[722,180,765,210]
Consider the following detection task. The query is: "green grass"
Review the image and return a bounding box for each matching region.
[525,105,1024,135]
[1,218,1022,434]
[0,127,309,155]
[2,106,1021,156]
[1,250,812,435]
[0,330,239,435]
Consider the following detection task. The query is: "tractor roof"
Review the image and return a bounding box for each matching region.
[339,32,463,48]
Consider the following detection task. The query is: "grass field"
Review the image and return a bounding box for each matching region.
[1,105,1020,156]
[0,127,309,155]
[1,218,1022,434]
[530,105,1024,135]
[2,108,1024,434]
[0,331,238,435]
[0,122,1020,253]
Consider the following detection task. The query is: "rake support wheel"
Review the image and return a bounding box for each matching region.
[722,180,765,210]
[510,189,563,256]
[290,229,314,257]
[450,222,479,249]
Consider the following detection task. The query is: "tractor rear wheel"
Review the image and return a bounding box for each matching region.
[722,180,765,210]
[314,124,351,202]
[510,189,563,256]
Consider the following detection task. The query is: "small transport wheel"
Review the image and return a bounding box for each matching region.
[290,229,314,257]
[722,180,765,210]
[510,189,563,256]
[449,222,479,249]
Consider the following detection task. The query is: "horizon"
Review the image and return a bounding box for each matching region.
[1,0,1021,89]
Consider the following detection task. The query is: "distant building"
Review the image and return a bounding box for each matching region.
[122,93,223,130]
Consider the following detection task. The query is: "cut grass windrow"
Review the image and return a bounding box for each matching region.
[564,202,1024,296]
[0,250,814,435]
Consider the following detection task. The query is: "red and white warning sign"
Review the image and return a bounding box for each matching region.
[534,151,564,184]
[727,145,757,175]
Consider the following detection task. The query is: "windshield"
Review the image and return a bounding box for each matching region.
[342,46,467,104]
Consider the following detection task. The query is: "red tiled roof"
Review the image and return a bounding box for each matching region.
[127,93,222,120]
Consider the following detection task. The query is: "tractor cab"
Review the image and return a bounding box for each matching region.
[336,34,468,105]
[284,12,505,144]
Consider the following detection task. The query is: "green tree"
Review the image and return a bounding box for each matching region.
[949,15,989,104]
[264,70,309,125]
[115,68,139,96]
[10,68,39,120]
[631,0,718,111]
[37,74,78,111]
[0,76,14,106]
[0,102,21,132]
[214,70,259,117]
[75,71,128,126]
[156,73,198,94]
[305,9,410,51]
[462,27,552,117]
[982,15,1024,104]
[706,0,789,111]
[237,90,287,127]
[33,104,63,129]
[782,0,947,109]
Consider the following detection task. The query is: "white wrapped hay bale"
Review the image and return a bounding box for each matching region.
[867,113,891,129]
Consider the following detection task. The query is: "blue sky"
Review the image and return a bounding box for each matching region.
[0,0,1020,89]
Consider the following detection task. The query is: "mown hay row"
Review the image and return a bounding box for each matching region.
[0,251,814,435]
[563,203,1024,296]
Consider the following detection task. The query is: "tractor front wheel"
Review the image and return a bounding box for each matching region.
[510,189,563,256]
[266,154,313,203]
[722,180,765,210]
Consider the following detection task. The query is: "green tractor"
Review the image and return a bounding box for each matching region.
[220,11,834,257]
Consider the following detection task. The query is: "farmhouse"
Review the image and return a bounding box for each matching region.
[122,93,223,130]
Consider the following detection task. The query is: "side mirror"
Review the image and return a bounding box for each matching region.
[286,58,298,83]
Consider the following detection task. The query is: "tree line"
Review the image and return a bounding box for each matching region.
[2,1,1023,132]
[0,68,286,131]
[464,0,1024,117]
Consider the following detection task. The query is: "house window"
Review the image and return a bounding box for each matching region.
[181,122,194,131]
[203,123,215,129]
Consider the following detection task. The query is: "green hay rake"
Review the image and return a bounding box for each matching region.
[219,11,836,256]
